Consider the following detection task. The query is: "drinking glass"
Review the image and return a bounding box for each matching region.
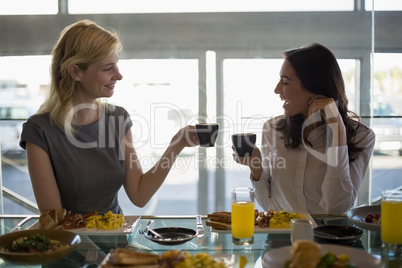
[231,187,255,245]
[290,219,314,244]
[381,190,402,260]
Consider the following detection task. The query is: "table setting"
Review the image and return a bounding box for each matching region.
[0,188,401,267]
[0,209,396,267]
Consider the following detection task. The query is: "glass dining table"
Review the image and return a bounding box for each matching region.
[0,214,398,267]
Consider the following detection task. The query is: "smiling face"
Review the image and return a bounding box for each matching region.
[73,50,123,103]
[274,60,312,118]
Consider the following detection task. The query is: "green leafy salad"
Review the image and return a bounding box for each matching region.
[4,234,63,253]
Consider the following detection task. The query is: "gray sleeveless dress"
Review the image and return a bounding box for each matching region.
[20,104,133,215]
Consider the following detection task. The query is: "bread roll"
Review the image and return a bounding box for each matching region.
[289,240,321,268]
[39,212,57,229]
[48,209,58,222]
[207,211,232,224]
[205,220,231,230]
[107,248,160,266]
[56,209,67,222]
[39,209,67,229]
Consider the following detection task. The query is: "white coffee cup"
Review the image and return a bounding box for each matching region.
[290,219,314,244]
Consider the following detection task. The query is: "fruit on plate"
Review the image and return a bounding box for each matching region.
[364,213,381,224]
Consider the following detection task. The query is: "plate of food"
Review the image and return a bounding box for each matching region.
[0,229,81,265]
[100,247,235,268]
[262,240,382,268]
[346,205,381,232]
[29,209,141,235]
[206,210,317,233]
[313,225,365,244]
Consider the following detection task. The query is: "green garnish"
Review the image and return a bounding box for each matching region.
[317,252,336,268]
[5,234,61,253]
[284,251,357,268]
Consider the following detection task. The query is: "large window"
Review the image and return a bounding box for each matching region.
[112,59,200,215]
[0,0,57,15]
[365,0,402,11]
[370,53,402,200]
[68,0,354,14]
[0,56,49,214]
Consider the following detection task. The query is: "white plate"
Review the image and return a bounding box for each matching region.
[262,244,383,268]
[346,206,381,232]
[211,214,317,234]
[29,215,141,235]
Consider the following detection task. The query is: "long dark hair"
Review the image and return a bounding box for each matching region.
[274,43,364,162]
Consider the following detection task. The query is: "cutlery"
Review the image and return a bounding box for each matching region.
[314,230,342,239]
[141,220,164,238]
[82,248,98,268]
[195,215,205,237]
[11,216,33,232]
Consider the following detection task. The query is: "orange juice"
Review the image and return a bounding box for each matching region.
[231,201,255,239]
[382,200,402,244]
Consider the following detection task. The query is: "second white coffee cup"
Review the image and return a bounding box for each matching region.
[290,218,314,244]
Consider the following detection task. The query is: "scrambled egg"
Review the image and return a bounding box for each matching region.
[269,210,306,228]
[174,251,227,268]
[86,211,125,230]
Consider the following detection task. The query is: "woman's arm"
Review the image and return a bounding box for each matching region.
[309,97,376,214]
[122,126,198,207]
[26,142,63,213]
[319,127,376,215]
[308,96,347,147]
[233,147,263,180]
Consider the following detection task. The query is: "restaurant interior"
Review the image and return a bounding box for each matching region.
[0,0,402,267]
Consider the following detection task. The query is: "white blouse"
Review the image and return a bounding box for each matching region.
[251,115,375,215]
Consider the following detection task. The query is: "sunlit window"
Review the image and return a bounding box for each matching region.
[372,53,402,114]
[371,53,402,201]
[0,0,57,15]
[366,0,402,11]
[68,0,353,14]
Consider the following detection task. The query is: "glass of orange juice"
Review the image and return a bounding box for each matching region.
[381,190,402,260]
[231,187,255,245]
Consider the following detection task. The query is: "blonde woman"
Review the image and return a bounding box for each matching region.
[20,20,198,214]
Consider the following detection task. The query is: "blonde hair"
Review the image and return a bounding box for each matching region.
[38,19,122,133]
